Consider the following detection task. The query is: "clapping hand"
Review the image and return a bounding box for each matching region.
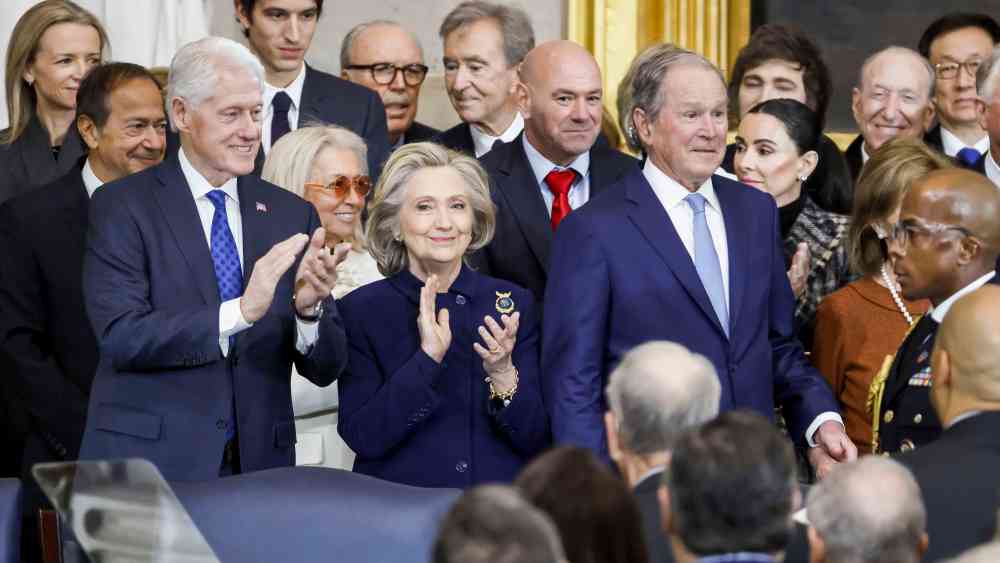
[240,233,310,323]
[418,275,452,363]
[293,227,350,317]
[473,312,520,393]
[787,242,811,299]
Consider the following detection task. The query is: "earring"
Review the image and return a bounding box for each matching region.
[798,175,808,182]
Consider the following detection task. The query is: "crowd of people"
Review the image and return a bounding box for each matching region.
[2,0,1000,562]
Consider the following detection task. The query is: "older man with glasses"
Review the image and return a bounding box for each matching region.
[870,167,1000,455]
[341,21,440,148]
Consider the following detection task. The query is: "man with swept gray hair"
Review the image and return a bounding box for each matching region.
[972,45,1000,184]
[341,21,439,147]
[806,457,928,563]
[604,341,720,563]
[79,36,349,480]
[433,1,534,157]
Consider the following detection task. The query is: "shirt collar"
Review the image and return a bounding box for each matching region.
[634,465,665,488]
[522,134,590,185]
[947,410,984,429]
[985,149,1000,186]
[929,270,995,323]
[470,113,524,157]
[695,552,776,563]
[642,158,722,214]
[178,146,239,203]
[81,158,104,198]
[940,127,989,157]
[861,140,871,164]
[263,63,307,112]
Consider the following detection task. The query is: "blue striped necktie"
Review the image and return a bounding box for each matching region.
[686,193,729,336]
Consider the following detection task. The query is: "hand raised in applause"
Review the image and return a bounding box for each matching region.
[418,275,452,363]
[293,227,350,317]
[473,312,520,393]
[787,242,811,299]
[240,233,310,323]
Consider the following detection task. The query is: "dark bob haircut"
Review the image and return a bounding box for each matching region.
[75,62,162,130]
[917,12,1000,58]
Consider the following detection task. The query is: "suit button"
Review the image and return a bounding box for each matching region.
[455,295,467,305]
[216,419,226,430]
[913,413,923,424]
[883,410,894,424]
[455,460,469,473]
[900,439,915,452]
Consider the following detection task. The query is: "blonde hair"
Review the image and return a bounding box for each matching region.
[366,142,496,277]
[2,0,109,145]
[262,124,369,250]
[849,137,953,276]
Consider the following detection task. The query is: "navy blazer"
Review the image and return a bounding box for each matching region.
[79,155,347,481]
[473,133,639,305]
[543,169,838,461]
[337,266,549,488]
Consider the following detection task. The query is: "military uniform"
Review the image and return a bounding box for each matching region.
[870,314,942,454]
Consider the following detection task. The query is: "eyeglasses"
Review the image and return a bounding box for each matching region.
[934,59,982,80]
[888,219,972,247]
[304,175,372,199]
[344,63,429,86]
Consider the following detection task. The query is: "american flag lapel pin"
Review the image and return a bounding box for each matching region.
[256,201,267,213]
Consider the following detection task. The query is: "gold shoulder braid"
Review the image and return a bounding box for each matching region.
[867,313,923,454]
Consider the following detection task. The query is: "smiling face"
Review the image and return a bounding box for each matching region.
[304,146,365,242]
[172,66,263,186]
[852,50,935,152]
[24,23,102,114]
[81,77,167,183]
[399,166,474,275]
[236,0,318,85]
[929,26,995,132]
[734,112,815,207]
[737,59,808,118]
[635,64,728,190]
[442,18,519,134]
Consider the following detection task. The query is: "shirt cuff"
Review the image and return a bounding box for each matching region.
[295,315,320,354]
[219,298,253,357]
[806,412,844,447]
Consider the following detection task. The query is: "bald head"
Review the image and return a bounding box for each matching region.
[517,40,603,165]
[935,285,1000,404]
[911,168,1000,251]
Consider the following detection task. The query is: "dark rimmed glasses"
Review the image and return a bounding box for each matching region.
[934,59,982,80]
[304,175,372,199]
[344,63,429,86]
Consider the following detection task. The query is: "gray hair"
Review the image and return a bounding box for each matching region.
[627,45,724,153]
[857,46,935,101]
[340,20,423,71]
[807,457,927,563]
[606,341,720,455]
[261,124,369,249]
[166,36,265,131]
[366,142,496,277]
[977,44,1000,104]
[439,1,535,68]
[432,485,566,563]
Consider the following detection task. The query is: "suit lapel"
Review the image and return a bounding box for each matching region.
[152,158,220,306]
[588,149,612,196]
[237,177,271,291]
[625,172,727,338]
[714,177,748,329]
[498,139,554,272]
[299,65,328,123]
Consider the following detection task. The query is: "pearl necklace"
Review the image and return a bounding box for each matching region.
[881,263,914,326]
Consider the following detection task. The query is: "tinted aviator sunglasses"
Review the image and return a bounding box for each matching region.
[304,175,372,199]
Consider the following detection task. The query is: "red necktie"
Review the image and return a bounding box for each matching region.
[545,168,577,231]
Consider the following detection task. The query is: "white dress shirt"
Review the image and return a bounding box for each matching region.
[984,149,1000,188]
[643,159,842,444]
[470,112,523,158]
[930,270,995,323]
[940,127,989,158]
[522,134,591,215]
[261,64,307,153]
[81,159,103,198]
[178,147,319,357]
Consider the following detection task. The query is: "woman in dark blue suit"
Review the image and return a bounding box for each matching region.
[337,142,549,488]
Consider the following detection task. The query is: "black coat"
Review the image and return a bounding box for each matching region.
[898,411,1000,562]
[402,121,440,145]
[0,115,85,205]
[432,122,475,155]
[844,135,865,184]
[471,133,638,305]
[634,471,675,563]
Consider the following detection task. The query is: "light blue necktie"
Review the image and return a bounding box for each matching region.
[205,189,242,441]
[686,193,729,336]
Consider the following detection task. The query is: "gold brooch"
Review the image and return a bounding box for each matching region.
[495,291,514,314]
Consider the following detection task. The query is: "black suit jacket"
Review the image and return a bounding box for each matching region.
[402,121,440,144]
[634,471,674,563]
[432,122,475,155]
[845,135,865,183]
[898,411,1000,562]
[0,162,96,467]
[923,125,945,154]
[472,133,638,304]
[0,116,85,205]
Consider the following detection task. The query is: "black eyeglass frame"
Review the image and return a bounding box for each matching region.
[344,63,429,86]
